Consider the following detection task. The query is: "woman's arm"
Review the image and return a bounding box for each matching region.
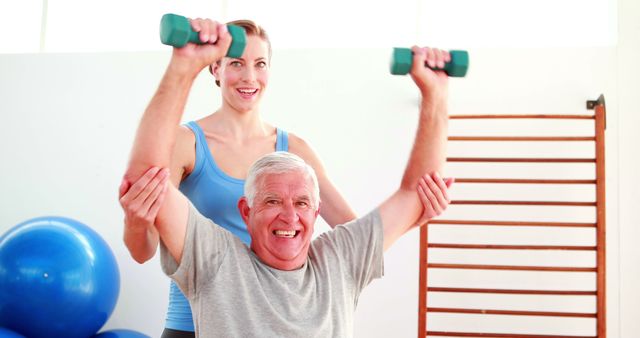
[120,168,170,263]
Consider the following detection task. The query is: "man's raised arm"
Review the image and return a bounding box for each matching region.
[380,47,451,250]
[121,20,232,263]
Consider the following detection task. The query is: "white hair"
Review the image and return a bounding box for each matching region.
[245,152,320,208]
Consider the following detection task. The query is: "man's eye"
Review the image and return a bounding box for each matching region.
[256,61,267,68]
[266,200,279,205]
[230,61,242,67]
[296,201,308,208]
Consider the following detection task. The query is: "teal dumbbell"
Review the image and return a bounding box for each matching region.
[390,48,469,77]
[159,13,247,58]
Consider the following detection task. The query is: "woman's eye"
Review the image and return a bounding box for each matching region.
[256,61,267,68]
[230,61,242,67]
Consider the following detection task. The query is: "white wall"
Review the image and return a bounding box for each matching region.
[1,1,638,336]
[0,0,618,53]
[616,0,640,336]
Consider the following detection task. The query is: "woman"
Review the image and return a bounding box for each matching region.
[119,18,356,338]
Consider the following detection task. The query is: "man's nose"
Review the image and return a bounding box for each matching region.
[279,202,299,224]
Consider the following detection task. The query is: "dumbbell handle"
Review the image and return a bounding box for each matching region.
[159,13,247,58]
[390,48,469,77]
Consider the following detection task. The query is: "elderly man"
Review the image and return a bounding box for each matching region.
[121,20,451,337]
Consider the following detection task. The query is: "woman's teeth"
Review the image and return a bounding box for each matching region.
[237,88,258,95]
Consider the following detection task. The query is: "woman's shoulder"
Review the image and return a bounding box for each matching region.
[286,132,326,172]
[286,132,312,153]
[287,132,311,148]
[176,124,196,145]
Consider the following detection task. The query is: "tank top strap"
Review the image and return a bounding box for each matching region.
[183,121,208,181]
[276,128,289,152]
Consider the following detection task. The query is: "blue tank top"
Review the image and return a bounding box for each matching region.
[165,121,289,331]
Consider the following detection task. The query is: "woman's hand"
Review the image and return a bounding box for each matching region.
[414,172,454,226]
[119,167,170,233]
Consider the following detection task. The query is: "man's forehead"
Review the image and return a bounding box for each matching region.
[258,172,313,195]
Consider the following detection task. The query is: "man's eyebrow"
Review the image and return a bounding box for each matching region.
[295,195,311,202]
[261,193,280,200]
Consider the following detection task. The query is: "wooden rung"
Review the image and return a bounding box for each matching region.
[427,287,597,296]
[427,263,596,272]
[449,136,595,142]
[448,157,595,163]
[454,178,596,184]
[426,330,596,338]
[449,114,595,120]
[427,244,597,251]
[428,220,596,227]
[451,200,596,207]
[427,307,596,318]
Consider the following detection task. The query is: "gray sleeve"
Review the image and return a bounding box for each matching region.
[327,208,385,292]
[160,203,231,299]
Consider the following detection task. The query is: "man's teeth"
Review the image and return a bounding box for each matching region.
[274,230,297,238]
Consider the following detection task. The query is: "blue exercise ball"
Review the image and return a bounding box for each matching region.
[0,216,120,338]
[0,327,25,338]
[92,329,151,338]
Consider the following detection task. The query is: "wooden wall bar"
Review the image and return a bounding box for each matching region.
[418,96,607,338]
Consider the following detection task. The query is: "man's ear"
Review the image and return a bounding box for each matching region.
[315,200,321,218]
[238,197,251,226]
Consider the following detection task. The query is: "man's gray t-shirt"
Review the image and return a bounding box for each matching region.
[160,204,384,337]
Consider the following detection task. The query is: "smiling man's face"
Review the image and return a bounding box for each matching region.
[239,170,320,271]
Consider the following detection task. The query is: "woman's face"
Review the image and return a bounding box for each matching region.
[214,35,270,113]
